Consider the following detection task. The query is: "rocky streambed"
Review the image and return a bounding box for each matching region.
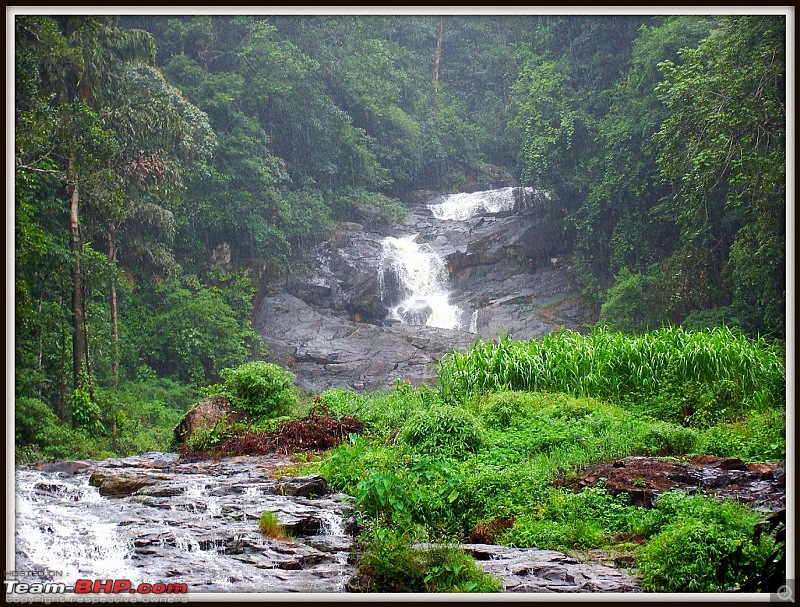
[16,453,354,594]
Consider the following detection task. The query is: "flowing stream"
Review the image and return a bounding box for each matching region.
[14,453,355,594]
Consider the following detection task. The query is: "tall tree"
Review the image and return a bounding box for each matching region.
[654,15,786,337]
[14,16,199,391]
[432,16,445,84]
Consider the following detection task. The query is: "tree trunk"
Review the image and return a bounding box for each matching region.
[82,284,96,403]
[108,223,119,391]
[433,16,446,84]
[59,317,67,422]
[68,157,84,390]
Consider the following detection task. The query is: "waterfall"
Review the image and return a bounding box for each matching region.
[427,186,546,221]
[378,235,463,330]
[376,188,549,331]
[427,186,518,220]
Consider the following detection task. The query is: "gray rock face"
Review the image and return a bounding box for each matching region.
[256,188,592,393]
[255,292,475,394]
[464,544,640,592]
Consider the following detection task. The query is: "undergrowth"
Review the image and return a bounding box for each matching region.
[316,327,785,593]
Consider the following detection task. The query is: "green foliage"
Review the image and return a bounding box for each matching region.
[504,487,646,551]
[127,277,256,386]
[320,384,442,439]
[697,409,786,462]
[354,526,501,593]
[15,397,62,447]
[681,306,739,332]
[326,187,407,226]
[637,492,773,592]
[655,16,786,339]
[317,367,785,595]
[437,327,785,411]
[184,417,237,452]
[15,396,113,462]
[95,378,195,454]
[220,361,298,419]
[398,405,483,459]
[599,268,667,334]
[68,388,101,434]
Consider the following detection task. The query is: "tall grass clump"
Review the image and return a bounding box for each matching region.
[259,511,291,541]
[436,327,785,416]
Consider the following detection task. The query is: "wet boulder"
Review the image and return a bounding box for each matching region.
[276,475,330,499]
[89,471,156,497]
[173,395,251,445]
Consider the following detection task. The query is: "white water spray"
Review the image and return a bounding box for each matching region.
[427,186,518,220]
[15,470,140,583]
[378,236,463,330]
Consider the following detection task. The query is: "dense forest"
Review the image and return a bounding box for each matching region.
[14,14,785,461]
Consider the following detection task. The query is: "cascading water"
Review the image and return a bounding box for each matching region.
[15,469,142,583]
[378,235,464,330]
[427,186,519,220]
[377,187,544,333]
[13,455,356,593]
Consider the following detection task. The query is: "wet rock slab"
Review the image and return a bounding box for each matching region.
[463,544,640,592]
[559,455,786,511]
[255,292,475,393]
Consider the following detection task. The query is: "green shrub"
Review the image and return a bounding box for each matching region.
[638,420,698,456]
[68,387,102,436]
[185,417,237,452]
[477,391,542,429]
[697,409,785,462]
[15,396,60,445]
[322,384,441,439]
[220,361,297,418]
[127,278,256,387]
[318,387,366,417]
[95,380,193,455]
[638,518,772,592]
[599,268,667,334]
[636,491,774,591]
[354,526,500,593]
[681,306,739,332]
[502,487,647,551]
[399,405,483,459]
[504,518,606,552]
